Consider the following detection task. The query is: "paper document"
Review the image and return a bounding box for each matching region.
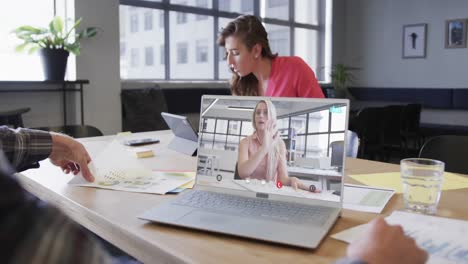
[68,140,195,194]
[349,172,468,193]
[332,211,468,264]
[343,184,394,213]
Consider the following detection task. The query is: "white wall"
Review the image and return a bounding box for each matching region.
[336,0,468,88]
[75,0,121,134]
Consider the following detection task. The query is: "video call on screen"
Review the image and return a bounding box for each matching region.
[196,97,348,202]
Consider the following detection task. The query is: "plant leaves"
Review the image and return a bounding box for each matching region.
[49,17,64,40]
[28,46,40,54]
[64,17,82,39]
[82,27,98,38]
[53,16,64,34]
[12,16,96,56]
[13,25,45,34]
[66,43,81,55]
[15,42,29,52]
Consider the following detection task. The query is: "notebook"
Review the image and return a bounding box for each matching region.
[139,95,349,248]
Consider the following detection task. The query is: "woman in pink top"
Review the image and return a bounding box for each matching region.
[237,100,319,192]
[218,15,324,98]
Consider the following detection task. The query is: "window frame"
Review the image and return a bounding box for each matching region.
[120,0,328,81]
[199,105,346,156]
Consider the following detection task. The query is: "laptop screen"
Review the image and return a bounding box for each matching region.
[196,96,349,203]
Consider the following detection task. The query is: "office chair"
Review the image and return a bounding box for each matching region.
[346,130,360,158]
[33,125,103,138]
[234,162,241,180]
[121,86,169,132]
[330,141,344,168]
[418,135,468,174]
[331,130,360,170]
[401,104,423,156]
[380,105,406,161]
[0,107,31,128]
[354,107,386,161]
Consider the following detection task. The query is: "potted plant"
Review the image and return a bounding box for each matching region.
[13,16,97,80]
[330,64,360,100]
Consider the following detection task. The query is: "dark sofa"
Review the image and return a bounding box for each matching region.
[121,82,230,132]
[348,87,468,136]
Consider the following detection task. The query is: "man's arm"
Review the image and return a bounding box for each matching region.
[0,126,52,171]
[0,126,94,182]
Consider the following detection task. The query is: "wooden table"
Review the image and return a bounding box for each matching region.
[17,130,468,264]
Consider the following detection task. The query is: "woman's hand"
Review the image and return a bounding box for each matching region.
[262,120,278,152]
[288,176,321,193]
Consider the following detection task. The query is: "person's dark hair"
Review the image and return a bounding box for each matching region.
[218,15,277,96]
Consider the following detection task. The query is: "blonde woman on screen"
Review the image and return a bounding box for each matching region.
[237,100,319,192]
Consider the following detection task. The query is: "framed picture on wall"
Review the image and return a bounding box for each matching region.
[402,23,427,58]
[445,19,467,48]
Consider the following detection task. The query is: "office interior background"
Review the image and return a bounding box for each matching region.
[0,0,467,137]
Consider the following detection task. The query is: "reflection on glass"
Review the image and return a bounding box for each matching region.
[170,12,213,79]
[331,106,347,131]
[262,0,289,20]
[228,120,241,134]
[226,135,240,151]
[219,0,253,14]
[264,24,290,56]
[308,109,329,133]
[330,132,345,144]
[214,134,227,150]
[241,121,254,136]
[170,0,212,8]
[218,17,233,80]
[296,135,306,157]
[202,118,215,133]
[295,0,319,24]
[295,28,318,77]
[120,6,165,79]
[201,133,214,148]
[215,119,228,133]
[290,114,306,134]
[306,134,328,157]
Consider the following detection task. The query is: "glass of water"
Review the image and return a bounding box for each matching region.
[400,158,445,214]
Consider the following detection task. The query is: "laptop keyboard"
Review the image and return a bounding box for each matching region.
[173,190,334,226]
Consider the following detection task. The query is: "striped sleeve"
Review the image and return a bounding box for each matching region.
[0,126,52,171]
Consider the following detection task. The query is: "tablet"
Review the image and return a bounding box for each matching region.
[161,112,198,155]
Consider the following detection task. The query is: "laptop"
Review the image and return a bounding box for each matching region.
[161,112,198,156]
[140,96,349,249]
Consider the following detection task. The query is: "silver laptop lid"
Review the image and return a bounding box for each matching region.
[195,95,349,208]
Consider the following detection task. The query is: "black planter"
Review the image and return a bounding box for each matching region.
[40,48,69,81]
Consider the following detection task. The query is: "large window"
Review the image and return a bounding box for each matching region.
[0,1,56,80]
[200,118,253,151]
[196,39,209,63]
[176,42,188,64]
[145,46,154,66]
[199,105,346,155]
[120,5,165,79]
[130,13,139,33]
[144,11,153,30]
[119,0,332,81]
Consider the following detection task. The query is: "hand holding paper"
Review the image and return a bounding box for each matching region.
[347,218,428,264]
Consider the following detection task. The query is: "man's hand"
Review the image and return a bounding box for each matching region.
[49,133,94,182]
[347,218,428,264]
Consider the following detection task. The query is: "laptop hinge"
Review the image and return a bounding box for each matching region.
[256,193,269,199]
